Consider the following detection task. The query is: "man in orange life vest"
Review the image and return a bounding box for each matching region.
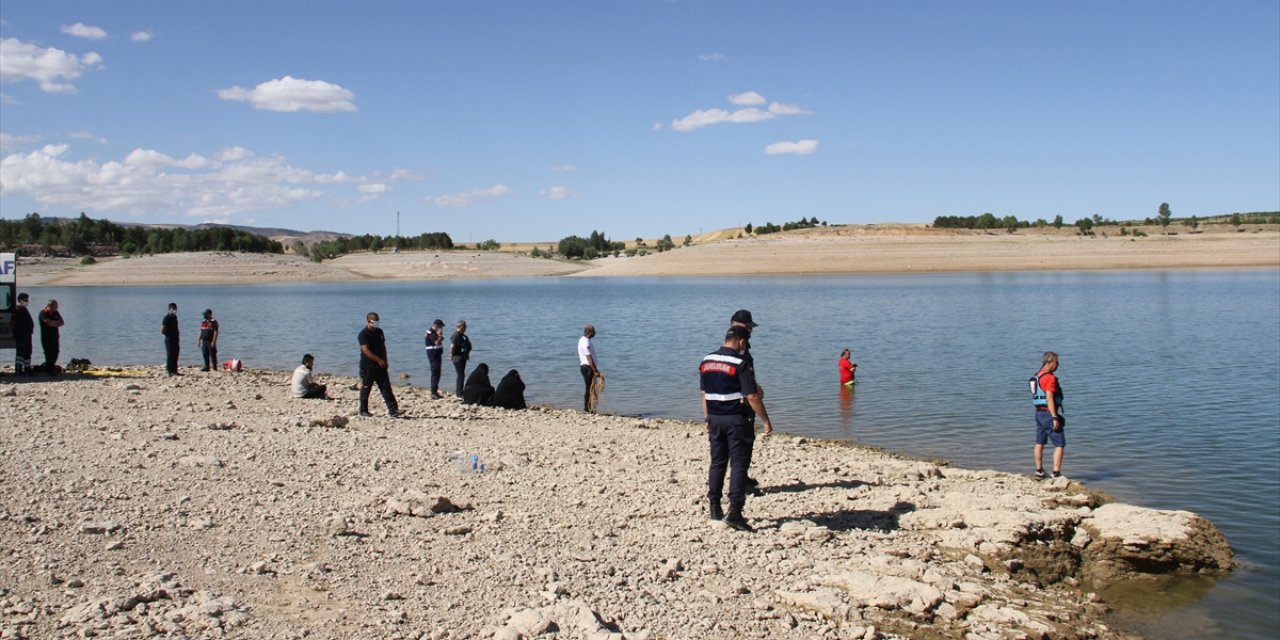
[701,325,774,532]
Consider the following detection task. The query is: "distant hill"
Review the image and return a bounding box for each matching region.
[187,223,351,249]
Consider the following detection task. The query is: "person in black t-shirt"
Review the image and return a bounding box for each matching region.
[450,320,472,397]
[161,302,181,376]
[12,292,35,375]
[358,311,400,417]
[38,299,65,375]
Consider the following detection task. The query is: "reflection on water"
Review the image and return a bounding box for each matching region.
[1100,575,1222,639]
[25,270,1280,640]
[838,383,856,436]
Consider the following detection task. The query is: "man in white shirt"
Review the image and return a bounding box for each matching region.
[292,354,329,399]
[577,324,602,413]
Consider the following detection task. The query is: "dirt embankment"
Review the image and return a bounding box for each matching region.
[16,225,1278,286]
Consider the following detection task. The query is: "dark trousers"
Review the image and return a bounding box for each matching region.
[199,340,217,371]
[453,359,467,396]
[428,351,443,394]
[165,338,180,374]
[15,337,32,373]
[301,384,328,399]
[580,364,595,411]
[42,338,60,370]
[360,366,398,414]
[707,414,756,509]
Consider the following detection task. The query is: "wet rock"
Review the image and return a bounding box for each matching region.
[1081,503,1235,587]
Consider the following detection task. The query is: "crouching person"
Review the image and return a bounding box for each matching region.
[292,354,329,399]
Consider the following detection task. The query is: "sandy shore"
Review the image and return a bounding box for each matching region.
[15,226,1278,286]
[0,367,1233,639]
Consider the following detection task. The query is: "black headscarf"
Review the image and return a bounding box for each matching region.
[493,369,526,410]
[462,362,495,405]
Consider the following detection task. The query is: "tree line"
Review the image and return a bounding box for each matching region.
[744,217,827,235]
[304,232,454,261]
[0,213,282,256]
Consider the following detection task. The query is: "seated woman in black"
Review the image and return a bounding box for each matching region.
[461,362,495,406]
[493,369,527,410]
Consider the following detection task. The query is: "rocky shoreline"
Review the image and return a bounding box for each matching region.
[0,367,1234,639]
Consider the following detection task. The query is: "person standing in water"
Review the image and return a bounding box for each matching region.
[839,349,857,386]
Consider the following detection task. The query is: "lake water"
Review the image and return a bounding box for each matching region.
[21,270,1280,639]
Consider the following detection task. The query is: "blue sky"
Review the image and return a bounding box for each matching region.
[1,1,1277,242]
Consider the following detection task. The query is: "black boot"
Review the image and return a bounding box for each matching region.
[708,499,724,521]
[723,506,753,532]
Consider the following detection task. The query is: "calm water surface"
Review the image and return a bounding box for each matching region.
[25,270,1280,640]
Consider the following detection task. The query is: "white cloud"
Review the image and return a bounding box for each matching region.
[699,52,728,62]
[551,163,576,173]
[386,168,419,182]
[428,185,514,208]
[764,139,819,156]
[728,91,765,106]
[671,107,772,132]
[217,75,357,113]
[540,186,573,200]
[313,170,352,184]
[123,148,209,169]
[0,132,42,152]
[61,23,107,40]
[0,93,17,105]
[0,143,386,219]
[670,97,812,132]
[358,183,388,194]
[130,31,153,42]
[768,102,808,115]
[0,38,103,93]
[67,130,109,144]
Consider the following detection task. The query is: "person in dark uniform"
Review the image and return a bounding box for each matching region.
[161,302,180,376]
[197,309,219,372]
[730,309,764,494]
[12,292,34,375]
[701,325,774,532]
[38,299,65,375]
[450,320,472,397]
[358,311,401,417]
[425,319,445,399]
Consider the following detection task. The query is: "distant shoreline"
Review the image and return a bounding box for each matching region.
[18,225,1280,286]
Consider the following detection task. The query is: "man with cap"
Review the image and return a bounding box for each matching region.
[425,319,446,399]
[701,325,774,532]
[197,309,219,372]
[730,309,765,494]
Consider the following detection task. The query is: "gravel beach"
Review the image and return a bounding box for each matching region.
[0,367,1234,639]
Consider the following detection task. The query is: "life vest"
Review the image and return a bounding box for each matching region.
[700,349,747,416]
[1028,371,1062,408]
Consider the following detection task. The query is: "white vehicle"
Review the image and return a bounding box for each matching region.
[0,252,15,351]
